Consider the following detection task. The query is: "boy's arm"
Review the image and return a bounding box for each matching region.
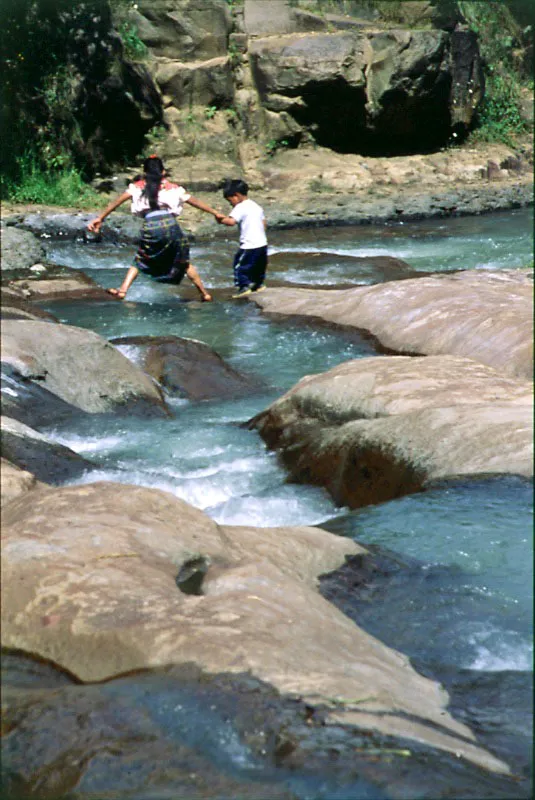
[216,215,237,226]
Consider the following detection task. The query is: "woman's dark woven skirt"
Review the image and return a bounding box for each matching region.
[135,212,190,284]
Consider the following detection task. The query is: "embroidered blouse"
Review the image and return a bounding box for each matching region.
[126,179,191,217]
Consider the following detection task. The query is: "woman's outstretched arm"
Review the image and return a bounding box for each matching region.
[186,195,224,220]
[88,191,131,232]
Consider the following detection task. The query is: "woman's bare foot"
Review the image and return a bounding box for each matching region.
[107,288,127,299]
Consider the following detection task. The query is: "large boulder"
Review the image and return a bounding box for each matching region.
[132,0,232,60]
[250,355,533,508]
[1,320,169,416]
[155,55,234,110]
[1,481,508,773]
[249,26,483,153]
[249,268,534,381]
[0,227,46,272]
[111,335,264,400]
[1,416,93,485]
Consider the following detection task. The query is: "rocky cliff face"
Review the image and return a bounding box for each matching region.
[95,0,485,182]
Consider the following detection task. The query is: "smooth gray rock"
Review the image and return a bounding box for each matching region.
[1,320,169,416]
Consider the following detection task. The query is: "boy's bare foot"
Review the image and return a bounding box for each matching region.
[107,288,127,299]
[201,292,213,302]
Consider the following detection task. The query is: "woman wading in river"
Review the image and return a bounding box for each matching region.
[87,155,223,301]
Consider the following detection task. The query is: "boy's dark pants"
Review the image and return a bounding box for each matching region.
[233,246,268,290]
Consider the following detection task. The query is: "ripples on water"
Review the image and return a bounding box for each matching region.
[37,207,533,788]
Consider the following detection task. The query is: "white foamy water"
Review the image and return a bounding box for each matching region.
[467,627,534,672]
[41,208,533,684]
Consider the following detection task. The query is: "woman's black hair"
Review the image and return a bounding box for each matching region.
[142,156,165,210]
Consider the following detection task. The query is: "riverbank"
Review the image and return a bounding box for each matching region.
[2,138,533,241]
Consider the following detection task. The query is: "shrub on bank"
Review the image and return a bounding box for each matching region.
[4,152,102,209]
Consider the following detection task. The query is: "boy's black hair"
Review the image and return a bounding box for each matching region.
[223,178,249,199]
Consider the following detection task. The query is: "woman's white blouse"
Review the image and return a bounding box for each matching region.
[127,179,191,216]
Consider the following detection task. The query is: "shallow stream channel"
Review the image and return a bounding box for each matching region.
[5,208,533,799]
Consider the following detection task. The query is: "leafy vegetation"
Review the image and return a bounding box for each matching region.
[4,152,101,208]
[459,1,530,144]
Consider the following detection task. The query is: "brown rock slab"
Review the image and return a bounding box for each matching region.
[111,335,264,401]
[250,269,534,380]
[0,481,508,772]
[250,355,533,508]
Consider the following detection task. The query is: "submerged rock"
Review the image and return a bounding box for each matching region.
[267,252,422,285]
[250,268,534,380]
[1,417,93,486]
[250,355,533,508]
[0,481,509,775]
[3,654,526,800]
[1,320,169,417]
[111,334,265,401]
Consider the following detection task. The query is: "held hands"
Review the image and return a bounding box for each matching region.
[215,213,226,224]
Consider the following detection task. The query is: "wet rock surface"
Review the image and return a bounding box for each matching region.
[1,481,508,775]
[3,263,116,303]
[250,355,533,508]
[249,268,534,380]
[1,319,169,417]
[0,227,46,272]
[318,544,533,796]
[111,335,265,401]
[1,417,93,486]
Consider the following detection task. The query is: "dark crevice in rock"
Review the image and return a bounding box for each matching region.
[175,556,211,596]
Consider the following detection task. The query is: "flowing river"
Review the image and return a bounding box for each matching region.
[34,206,533,796]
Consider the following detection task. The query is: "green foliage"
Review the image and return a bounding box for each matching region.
[265,138,290,156]
[117,20,148,60]
[1,0,113,185]
[459,1,529,144]
[142,124,168,157]
[470,71,525,145]
[3,151,101,208]
[205,105,218,120]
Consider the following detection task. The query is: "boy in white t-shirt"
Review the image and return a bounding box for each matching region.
[217,179,268,298]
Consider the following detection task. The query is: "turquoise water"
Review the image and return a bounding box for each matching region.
[38,207,533,788]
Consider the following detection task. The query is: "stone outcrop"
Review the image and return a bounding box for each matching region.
[249,268,534,381]
[250,355,533,508]
[248,27,481,154]
[5,263,117,303]
[1,417,93,486]
[1,227,46,272]
[120,0,487,185]
[0,458,47,507]
[111,335,264,401]
[1,320,169,417]
[1,481,508,773]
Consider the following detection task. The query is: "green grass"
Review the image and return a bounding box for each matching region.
[3,155,102,209]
